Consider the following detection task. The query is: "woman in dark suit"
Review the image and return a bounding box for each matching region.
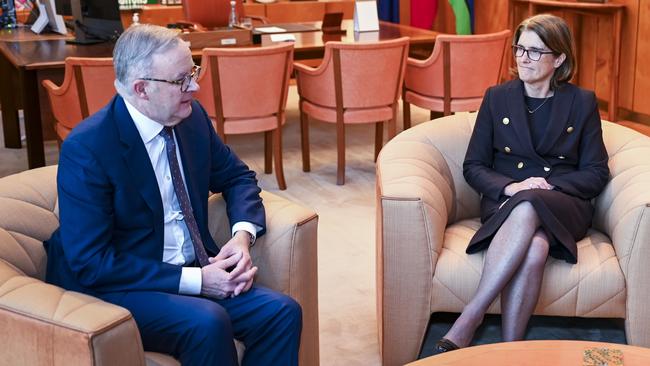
[433,14,610,353]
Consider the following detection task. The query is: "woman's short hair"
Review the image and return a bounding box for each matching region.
[512,14,576,89]
[113,24,184,95]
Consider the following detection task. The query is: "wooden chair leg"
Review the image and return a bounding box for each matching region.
[336,121,346,185]
[374,121,383,162]
[300,108,311,172]
[272,128,287,190]
[264,131,272,174]
[403,101,411,130]
[430,110,444,120]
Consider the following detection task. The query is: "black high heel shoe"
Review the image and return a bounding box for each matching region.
[432,338,460,355]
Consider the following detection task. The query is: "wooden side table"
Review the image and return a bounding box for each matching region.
[408,340,650,365]
[508,0,625,122]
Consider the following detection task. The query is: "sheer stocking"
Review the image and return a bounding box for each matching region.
[501,229,549,341]
[441,202,542,348]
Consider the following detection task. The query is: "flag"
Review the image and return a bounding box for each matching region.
[448,0,471,35]
[378,0,400,23]
[411,0,438,30]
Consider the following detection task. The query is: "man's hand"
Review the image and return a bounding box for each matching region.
[504,177,554,196]
[200,252,252,299]
[213,231,256,297]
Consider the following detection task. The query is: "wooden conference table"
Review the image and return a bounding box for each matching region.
[408,340,650,366]
[0,20,437,169]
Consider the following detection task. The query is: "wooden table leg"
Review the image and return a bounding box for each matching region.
[0,51,22,148]
[19,68,46,168]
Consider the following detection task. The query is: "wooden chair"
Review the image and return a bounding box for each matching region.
[402,30,511,129]
[294,37,409,185]
[194,43,294,190]
[41,57,115,142]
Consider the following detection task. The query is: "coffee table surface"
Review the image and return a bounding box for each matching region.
[408,340,650,365]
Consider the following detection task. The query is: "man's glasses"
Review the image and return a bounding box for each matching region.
[512,45,556,62]
[139,65,201,92]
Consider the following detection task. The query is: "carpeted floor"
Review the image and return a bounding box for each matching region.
[0,85,628,365]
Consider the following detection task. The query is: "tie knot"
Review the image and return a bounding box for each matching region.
[160,127,174,140]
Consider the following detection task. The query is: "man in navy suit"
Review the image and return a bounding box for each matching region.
[44,24,301,365]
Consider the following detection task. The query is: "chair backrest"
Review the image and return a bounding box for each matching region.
[405,30,510,102]
[300,37,409,110]
[41,57,115,141]
[194,43,294,136]
[183,0,245,28]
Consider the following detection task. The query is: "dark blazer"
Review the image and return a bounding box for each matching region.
[45,95,265,296]
[463,79,609,202]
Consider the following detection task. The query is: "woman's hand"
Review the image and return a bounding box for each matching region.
[504,177,554,196]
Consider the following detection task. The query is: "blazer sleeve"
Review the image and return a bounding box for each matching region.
[202,106,266,236]
[57,138,183,293]
[463,88,517,201]
[546,93,609,200]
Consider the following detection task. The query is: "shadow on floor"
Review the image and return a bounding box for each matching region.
[419,312,626,359]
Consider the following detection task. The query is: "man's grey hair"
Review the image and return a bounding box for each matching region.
[113,24,184,95]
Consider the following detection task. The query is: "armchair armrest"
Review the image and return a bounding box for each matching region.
[375,115,477,364]
[593,122,650,346]
[207,190,319,366]
[0,261,145,365]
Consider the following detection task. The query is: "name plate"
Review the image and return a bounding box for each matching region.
[179,28,252,48]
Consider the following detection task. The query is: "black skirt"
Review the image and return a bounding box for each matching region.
[465,189,594,264]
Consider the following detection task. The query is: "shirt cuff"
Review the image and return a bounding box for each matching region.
[179,267,202,295]
[231,221,260,243]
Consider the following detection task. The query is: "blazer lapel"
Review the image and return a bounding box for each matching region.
[536,83,576,155]
[113,96,164,221]
[506,80,536,157]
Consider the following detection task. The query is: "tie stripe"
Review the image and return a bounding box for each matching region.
[160,127,211,267]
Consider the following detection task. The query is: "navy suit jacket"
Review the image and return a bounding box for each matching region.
[463,79,609,202]
[45,95,265,297]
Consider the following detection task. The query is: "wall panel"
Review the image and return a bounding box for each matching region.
[633,1,650,115]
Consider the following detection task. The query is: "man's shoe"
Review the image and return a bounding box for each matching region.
[432,338,460,355]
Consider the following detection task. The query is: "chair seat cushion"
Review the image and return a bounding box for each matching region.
[404,90,483,113]
[431,219,626,318]
[301,99,393,124]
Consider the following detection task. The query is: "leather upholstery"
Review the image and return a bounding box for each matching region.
[402,30,510,128]
[295,37,409,185]
[41,57,115,142]
[0,166,320,366]
[195,43,294,190]
[376,113,650,365]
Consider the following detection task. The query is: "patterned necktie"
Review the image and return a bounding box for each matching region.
[159,127,211,267]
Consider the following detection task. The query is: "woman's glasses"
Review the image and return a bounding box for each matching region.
[512,45,556,62]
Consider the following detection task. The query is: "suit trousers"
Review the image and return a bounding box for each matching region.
[100,286,302,365]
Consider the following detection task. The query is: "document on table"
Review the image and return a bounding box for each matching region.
[270,34,296,42]
[255,26,287,33]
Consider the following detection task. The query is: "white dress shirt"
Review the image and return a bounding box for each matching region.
[125,100,257,295]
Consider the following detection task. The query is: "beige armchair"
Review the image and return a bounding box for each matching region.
[376,113,650,365]
[0,166,319,366]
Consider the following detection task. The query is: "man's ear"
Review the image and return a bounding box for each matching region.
[555,53,567,68]
[133,80,149,100]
